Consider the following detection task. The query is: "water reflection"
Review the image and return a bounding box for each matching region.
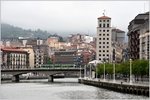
[0,78,148,100]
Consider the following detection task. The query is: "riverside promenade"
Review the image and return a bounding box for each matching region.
[78,78,149,97]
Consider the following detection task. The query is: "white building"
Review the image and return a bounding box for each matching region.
[84,35,94,43]
[139,20,149,60]
[96,15,112,62]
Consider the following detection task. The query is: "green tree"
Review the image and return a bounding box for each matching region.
[97,64,104,75]
[105,63,113,74]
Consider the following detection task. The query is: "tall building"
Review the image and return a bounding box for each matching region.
[96,15,112,62]
[128,12,149,60]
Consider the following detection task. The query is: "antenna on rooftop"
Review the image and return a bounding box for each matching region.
[103,10,105,16]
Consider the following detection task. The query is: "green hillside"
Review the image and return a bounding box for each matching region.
[1,23,53,39]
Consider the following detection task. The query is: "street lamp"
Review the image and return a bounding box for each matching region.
[103,61,105,81]
[90,64,92,79]
[84,65,86,79]
[113,60,116,83]
[129,58,132,84]
[94,61,98,80]
[79,65,81,79]
[112,48,116,83]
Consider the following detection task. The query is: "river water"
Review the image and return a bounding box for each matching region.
[0,78,149,100]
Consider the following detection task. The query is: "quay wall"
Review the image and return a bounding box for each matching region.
[78,79,149,97]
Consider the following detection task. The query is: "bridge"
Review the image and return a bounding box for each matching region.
[1,68,84,82]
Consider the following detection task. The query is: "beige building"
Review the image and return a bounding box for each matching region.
[1,48,29,70]
[22,47,35,69]
[96,15,112,62]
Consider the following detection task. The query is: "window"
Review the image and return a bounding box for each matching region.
[99,38,101,40]
[103,50,105,52]
[107,20,109,22]
[103,34,105,36]
[99,30,101,32]
[103,30,105,32]
[107,24,109,27]
[99,42,101,44]
[107,34,109,36]
[99,46,101,48]
[107,30,109,32]
[103,20,105,22]
[99,34,101,36]
[107,38,109,40]
[99,50,101,52]
[99,54,101,56]
[107,42,109,44]
[103,54,105,56]
[103,42,105,44]
[103,46,105,48]
[103,38,105,40]
[99,58,101,60]
[107,46,109,48]
[99,20,101,22]
[107,54,109,56]
[103,24,105,27]
[99,24,101,27]
[107,50,109,52]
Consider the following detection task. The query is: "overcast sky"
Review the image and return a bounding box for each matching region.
[1,1,149,37]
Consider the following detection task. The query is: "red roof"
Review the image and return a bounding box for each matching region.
[98,16,111,19]
[1,48,28,53]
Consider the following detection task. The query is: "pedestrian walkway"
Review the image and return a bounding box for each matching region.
[83,78,149,87]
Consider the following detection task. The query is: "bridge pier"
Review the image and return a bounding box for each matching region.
[48,75,54,82]
[12,75,20,82]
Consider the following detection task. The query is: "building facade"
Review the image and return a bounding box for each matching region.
[96,15,112,62]
[1,48,29,70]
[22,47,35,68]
[33,45,49,68]
[128,12,149,60]
[52,50,77,65]
[112,28,125,43]
[139,19,149,60]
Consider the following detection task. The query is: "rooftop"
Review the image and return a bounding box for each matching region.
[98,16,111,19]
[1,48,28,53]
[112,28,125,33]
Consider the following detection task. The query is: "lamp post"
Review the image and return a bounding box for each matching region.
[90,64,92,79]
[79,65,81,79]
[103,61,105,81]
[112,48,116,83]
[94,61,98,80]
[129,59,132,84]
[113,60,116,83]
[84,65,86,79]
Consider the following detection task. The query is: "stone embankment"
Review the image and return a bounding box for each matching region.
[78,79,149,97]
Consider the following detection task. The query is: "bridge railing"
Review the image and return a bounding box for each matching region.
[1,67,83,70]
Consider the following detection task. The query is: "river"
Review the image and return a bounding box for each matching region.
[0,78,148,100]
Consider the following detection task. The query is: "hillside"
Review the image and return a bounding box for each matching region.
[1,23,63,40]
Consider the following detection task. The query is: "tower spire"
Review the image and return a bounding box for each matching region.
[103,10,105,16]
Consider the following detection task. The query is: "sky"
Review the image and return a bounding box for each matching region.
[1,1,149,37]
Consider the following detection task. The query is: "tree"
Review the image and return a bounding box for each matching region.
[97,64,104,75]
